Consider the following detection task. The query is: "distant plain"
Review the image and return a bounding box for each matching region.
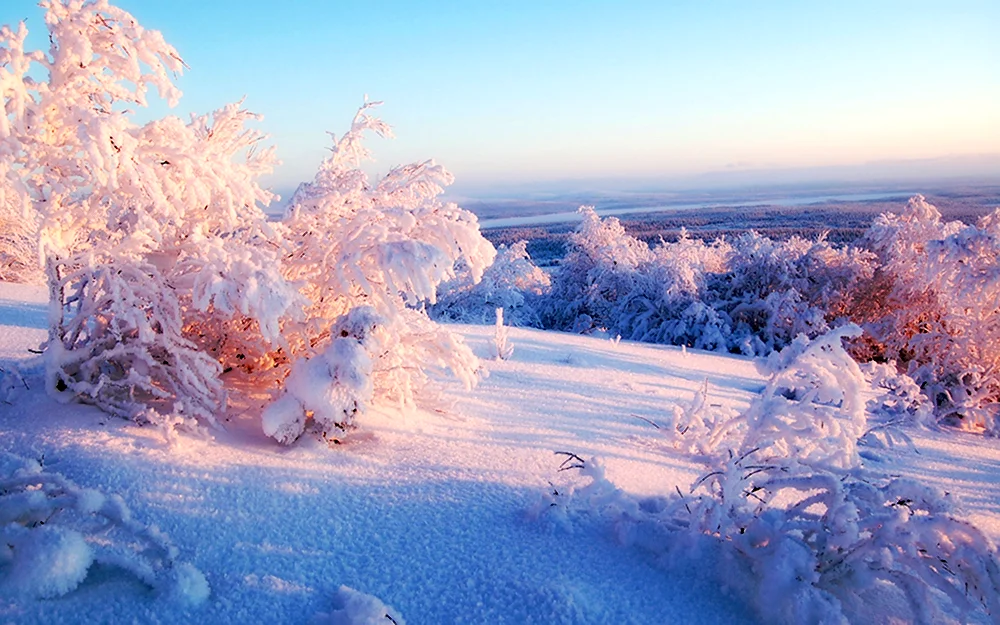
[468,181,1000,265]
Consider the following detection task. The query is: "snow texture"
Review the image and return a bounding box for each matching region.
[313,585,405,625]
[0,524,93,599]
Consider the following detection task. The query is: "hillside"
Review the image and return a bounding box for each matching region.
[2,283,999,624]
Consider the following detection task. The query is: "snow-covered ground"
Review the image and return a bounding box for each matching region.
[1,283,998,624]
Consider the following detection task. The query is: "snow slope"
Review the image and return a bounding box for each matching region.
[1,283,998,623]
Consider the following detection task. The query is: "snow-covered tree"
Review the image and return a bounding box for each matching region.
[432,240,550,327]
[264,100,496,443]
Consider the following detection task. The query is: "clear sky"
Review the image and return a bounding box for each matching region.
[3,0,998,196]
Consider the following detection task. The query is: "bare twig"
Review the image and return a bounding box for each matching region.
[630,413,661,429]
[675,484,691,514]
[554,451,585,471]
[692,470,725,491]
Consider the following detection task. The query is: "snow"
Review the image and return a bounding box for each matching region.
[1,282,999,623]
[1,525,93,599]
[313,585,406,625]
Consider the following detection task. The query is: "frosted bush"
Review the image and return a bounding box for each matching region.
[541,208,872,356]
[610,235,733,350]
[542,209,733,348]
[270,101,494,442]
[542,327,1000,624]
[432,240,550,327]
[541,206,653,333]
[683,457,1000,624]
[0,1,295,427]
[45,258,228,426]
[0,2,496,443]
[687,325,869,470]
[710,231,875,356]
[0,452,208,603]
[862,195,1000,435]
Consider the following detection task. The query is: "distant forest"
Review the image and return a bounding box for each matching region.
[482,190,1000,266]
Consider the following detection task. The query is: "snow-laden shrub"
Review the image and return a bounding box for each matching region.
[0,452,208,603]
[280,101,494,337]
[0,2,296,425]
[682,457,1000,624]
[541,206,653,333]
[540,327,1000,624]
[862,195,1000,434]
[710,232,875,356]
[610,231,732,349]
[672,325,869,469]
[45,258,227,427]
[542,209,732,348]
[269,101,494,441]
[1,3,496,443]
[432,240,550,327]
[541,208,873,356]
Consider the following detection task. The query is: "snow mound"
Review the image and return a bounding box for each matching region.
[0,451,209,604]
[313,585,405,625]
[0,524,93,598]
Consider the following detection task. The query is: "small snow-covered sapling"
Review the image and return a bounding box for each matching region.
[493,307,513,360]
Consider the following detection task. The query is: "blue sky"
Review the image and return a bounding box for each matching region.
[3,1,998,196]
